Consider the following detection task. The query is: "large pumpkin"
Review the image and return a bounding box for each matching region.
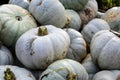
[0,65,36,80]
[90,30,120,69]
[0,43,13,65]
[0,4,37,48]
[102,7,120,33]
[9,0,31,10]
[39,59,88,80]
[29,0,67,28]
[59,0,89,11]
[15,25,70,69]
[64,28,87,62]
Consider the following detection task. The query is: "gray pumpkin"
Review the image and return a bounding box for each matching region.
[39,59,88,80]
[91,30,120,69]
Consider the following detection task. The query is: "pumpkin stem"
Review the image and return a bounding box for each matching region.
[110,30,120,38]
[38,26,48,36]
[64,17,70,27]
[54,67,77,80]
[16,16,22,21]
[4,68,16,80]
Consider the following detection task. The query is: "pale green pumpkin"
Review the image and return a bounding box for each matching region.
[0,4,37,47]
[39,59,88,80]
[9,0,31,10]
[59,0,89,11]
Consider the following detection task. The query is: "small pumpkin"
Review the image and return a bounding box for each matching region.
[81,18,110,48]
[0,65,36,80]
[15,25,70,69]
[78,0,98,26]
[102,7,120,32]
[0,42,13,65]
[64,28,87,62]
[59,0,89,11]
[65,9,82,31]
[29,0,67,28]
[82,54,100,80]
[39,59,88,80]
[9,0,31,10]
[93,70,120,80]
[90,30,120,69]
[0,4,37,48]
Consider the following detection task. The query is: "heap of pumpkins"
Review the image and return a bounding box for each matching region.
[0,0,120,80]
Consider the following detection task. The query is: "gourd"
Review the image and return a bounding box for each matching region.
[9,0,31,10]
[81,18,110,48]
[59,0,89,11]
[0,65,36,80]
[0,42,13,65]
[102,7,120,33]
[39,59,88,80]
[93,70,120,80]
[65,9,82,31]
[64,28,87,62]
[79,0,98,26]
[29,0,67,28]
[82,54,100,80]
[0,4,37,48]
[15,25,70,69]
[90,30,120,69]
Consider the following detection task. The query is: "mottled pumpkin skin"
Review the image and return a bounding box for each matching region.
[29,0,67,28]
[0,4,37,47]
[0,65,36,80]
[64,28,87,62]
[91,30,120,69]
[9,0,31,10]
[0,45,13,65]
[102,7,120,33]
[39,59,88,80]
[16,25,70,69]
[59,0,89,11]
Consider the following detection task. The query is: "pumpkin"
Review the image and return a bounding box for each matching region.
[0,4,37,48]
[15,25,70,69]
[39,59,88,80]
[65,9,82,31]
[102,7,120,32]
[81,18,110,49]
[93,70,120,80]
[82,54,100,80]
[59,0,88,11]
[90,30,120,69]
[78,0,98,26]
[9,0,31,10]
[0,43,13,65]
[64,28,87,62]
[0,65,36,80]
[96,11,105,18]
[29,0,67,28]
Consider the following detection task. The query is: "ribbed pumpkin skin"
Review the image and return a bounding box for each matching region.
[9,0,31,10]
[90,30,120,69]
[29,0,67,28]
[0,4,37,47]
[81,18,110,47]
[0,45,13,65]
[64,28,87,62]
[15,25,70,69]
[65,10,82,31]
[59,0,89,11]
[102,7,120,33]
[39,59,88,80]
[0,65,36,80]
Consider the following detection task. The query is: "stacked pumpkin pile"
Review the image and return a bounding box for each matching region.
[0,0,120,80]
